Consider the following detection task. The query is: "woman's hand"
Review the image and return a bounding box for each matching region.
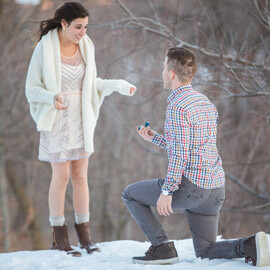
[137,126,156,142]
[129,86,136,95]
[54,94,69,110]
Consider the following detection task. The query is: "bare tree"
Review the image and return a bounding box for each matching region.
[0,0,269,251]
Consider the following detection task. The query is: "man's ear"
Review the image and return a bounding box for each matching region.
[170,69,176,80]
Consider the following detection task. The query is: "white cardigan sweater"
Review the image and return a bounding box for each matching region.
[25,29,136,153]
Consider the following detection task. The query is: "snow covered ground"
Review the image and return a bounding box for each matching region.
[1,236,270,270]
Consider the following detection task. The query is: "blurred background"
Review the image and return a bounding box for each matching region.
[0,0,269,252]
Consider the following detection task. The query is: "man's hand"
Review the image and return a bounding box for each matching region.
[137,126,156,142]
[157,193,173,216]
[54,94,69,110]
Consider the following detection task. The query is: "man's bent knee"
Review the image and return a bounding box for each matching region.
[121,184,135,202]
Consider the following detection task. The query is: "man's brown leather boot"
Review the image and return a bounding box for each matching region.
[51,225,81,257]
[243,231,270,267]
[132,242,179,265]
[74,222,100,254]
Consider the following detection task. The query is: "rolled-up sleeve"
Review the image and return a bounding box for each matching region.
[152,133,167,150]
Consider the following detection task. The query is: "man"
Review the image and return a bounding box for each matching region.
[122,47,270,267]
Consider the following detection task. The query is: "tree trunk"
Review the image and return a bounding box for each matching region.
[0,143,11,251]
[5,159,45,250]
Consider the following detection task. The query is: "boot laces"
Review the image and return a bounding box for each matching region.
[245,255,252,264]
[145,245,156,257]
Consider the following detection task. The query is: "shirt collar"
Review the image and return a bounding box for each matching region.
[167,85,193,103]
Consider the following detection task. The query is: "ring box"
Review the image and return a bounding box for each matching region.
[138,121,150,131]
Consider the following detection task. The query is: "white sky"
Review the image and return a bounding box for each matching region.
[16,0,40,5]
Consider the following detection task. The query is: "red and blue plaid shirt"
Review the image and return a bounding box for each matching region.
[152,85,225,194]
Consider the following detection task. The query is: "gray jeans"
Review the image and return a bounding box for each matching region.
[122,176,244,259]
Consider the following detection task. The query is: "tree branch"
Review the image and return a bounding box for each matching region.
[113,0,270,71]
[225,172,270,202]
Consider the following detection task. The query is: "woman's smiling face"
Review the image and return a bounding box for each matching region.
[62,17,89,44]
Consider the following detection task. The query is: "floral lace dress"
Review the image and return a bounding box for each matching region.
[38,48,92,163]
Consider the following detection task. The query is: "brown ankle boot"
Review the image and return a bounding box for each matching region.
[243,231,270,267]
[51,225,81,257]
[74,222,100,254]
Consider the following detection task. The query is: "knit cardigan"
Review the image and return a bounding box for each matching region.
[25,28,136,153]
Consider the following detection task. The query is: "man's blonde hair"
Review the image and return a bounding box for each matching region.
[166,47,197,83]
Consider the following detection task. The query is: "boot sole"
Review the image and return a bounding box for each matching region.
[67,250,82,257]
[79,245,101,254]
[256,231,270,267]
[132,256,179,265]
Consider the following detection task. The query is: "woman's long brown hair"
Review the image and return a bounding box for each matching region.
[34,1,89,45]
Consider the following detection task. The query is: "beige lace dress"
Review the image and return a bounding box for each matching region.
[38,48,92,163]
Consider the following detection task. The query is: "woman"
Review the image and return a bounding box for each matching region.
[25,2,136,257]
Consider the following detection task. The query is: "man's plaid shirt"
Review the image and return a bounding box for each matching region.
[152,85,225,194]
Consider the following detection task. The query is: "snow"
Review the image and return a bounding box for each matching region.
[1,236,270,270]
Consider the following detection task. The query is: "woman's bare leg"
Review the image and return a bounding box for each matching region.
[71,158,89,215]
[49,161,71,217]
